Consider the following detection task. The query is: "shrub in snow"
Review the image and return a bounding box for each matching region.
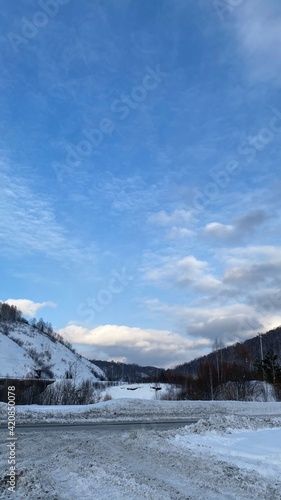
[160,385,181,401]
[10,336,25,348]
[39,379,100,405]
[214,380,276,402]
[1,324,11,336]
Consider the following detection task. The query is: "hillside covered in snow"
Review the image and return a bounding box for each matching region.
[0,320,105,383]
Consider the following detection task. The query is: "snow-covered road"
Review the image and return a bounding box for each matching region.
[1,421,280,500]
[1,402,281,499]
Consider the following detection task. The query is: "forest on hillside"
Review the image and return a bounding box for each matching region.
[93,327,281,401]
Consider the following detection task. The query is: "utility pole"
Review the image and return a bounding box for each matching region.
[209,365,214,401]
[259,333,264,362]
[259,333,267,401]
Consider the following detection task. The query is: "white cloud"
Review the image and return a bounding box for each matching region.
[4,299,57,317]
[222,245,281,267]
[166,226,194,239]
[204,211,269,241]
[220,246,281,291]
[142,255,221,291]
[58,324,212,367]
[140,243,281,347]
[205,222,234,238]
[233,0,281,85]
[145,299,281,344]
[148,209,193,226]
[0,162,96,264]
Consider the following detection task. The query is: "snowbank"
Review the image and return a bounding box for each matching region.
[169,415,281,480]
[1,399,281,424]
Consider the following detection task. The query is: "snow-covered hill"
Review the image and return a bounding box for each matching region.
[0,321,105,383]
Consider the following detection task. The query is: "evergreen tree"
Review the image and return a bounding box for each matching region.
[254,350,281,383]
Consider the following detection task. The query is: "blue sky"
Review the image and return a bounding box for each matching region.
[1,0,281,367]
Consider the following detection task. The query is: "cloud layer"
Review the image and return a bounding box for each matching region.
[4,299,57,317]
[233,0,281,85]
[59,323,211,367]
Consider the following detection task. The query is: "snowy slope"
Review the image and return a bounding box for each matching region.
[0,322,105,383]
[0,333,36,378]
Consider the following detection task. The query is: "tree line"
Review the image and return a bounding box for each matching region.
[164,331,281,401]
[0,302,24,322]
[0,302,75,353]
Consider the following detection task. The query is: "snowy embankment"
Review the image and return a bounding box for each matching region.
[170,415,281,481]
[0,399,281,424]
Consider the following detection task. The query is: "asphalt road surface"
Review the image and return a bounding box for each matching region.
[0,419,198,433]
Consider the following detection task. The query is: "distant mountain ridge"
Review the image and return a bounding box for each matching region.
[172,326,281,378]
[1,301,280,386]
[91,359,165,383]
[91,326,281,382]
